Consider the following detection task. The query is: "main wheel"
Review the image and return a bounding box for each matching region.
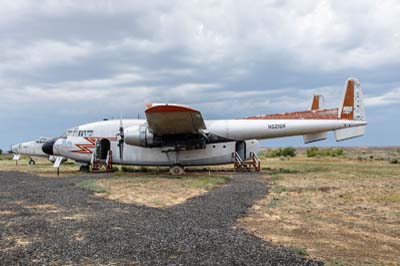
[28,159,36,165]
[169,165,185,175]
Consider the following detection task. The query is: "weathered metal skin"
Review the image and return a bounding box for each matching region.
[12,137,50,157]
[243,108,339,120]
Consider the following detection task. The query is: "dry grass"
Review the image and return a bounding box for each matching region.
[0,156,80,177]
[77,174,231,208]
[239,155,400,266]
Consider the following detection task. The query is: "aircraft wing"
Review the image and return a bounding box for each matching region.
[145,103,207,135]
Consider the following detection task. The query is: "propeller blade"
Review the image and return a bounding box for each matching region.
[118,115,124,161]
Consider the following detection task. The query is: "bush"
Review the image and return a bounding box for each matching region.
[306,147,319,157]
[390,159,399,164]
[281,147,296,157]
[121,166,136,172]
[306,147,345,158]
[264,147,296,158]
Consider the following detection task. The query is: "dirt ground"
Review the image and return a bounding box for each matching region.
[1,148,399,265]
[239,154,400,266]
[78,174,231,208]
[0,171,320,266]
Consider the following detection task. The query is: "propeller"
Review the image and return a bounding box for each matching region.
[117,115,124,161]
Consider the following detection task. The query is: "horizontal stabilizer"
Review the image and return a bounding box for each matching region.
[335,126,366,142]
[304,132,328,144]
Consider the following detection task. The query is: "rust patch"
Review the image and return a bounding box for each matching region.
[243,108,339,120]
[340,79,354,120]
[145,104,198,113]
[311,95,320,110]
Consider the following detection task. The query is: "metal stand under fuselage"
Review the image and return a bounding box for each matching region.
[233,151,261,172]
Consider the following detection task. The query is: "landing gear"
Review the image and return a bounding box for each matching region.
[169,165,185,175]
[79,165,90,172]
[28,158,36,165]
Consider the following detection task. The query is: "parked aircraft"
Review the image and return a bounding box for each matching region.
[12,137,52,165]
[42,78,367,174]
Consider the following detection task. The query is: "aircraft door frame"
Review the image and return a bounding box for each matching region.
[96,138,111,160]
[235,141,246,160]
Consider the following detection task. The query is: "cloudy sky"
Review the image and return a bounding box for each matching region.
[1,0,399,150]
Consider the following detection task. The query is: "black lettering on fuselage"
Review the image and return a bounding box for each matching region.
[268,124,286,129]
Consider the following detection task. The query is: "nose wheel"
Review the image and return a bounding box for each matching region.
[28,158,36,165]
[79,165,90,172]
[169,165,185,175]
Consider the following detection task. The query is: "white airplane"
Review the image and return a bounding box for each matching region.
[11,137,52,165]
[42,78,367,174]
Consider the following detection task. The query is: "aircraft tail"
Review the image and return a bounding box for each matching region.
[335,78,367,141]
[310,95,320,110]
[339,78,366,121]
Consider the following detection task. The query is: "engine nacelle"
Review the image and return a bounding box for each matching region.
[124,125,155,147]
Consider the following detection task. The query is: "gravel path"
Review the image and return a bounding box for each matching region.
[0,171,323,266]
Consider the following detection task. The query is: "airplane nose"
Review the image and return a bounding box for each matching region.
[11,145,18,153]
[42,138,57,155]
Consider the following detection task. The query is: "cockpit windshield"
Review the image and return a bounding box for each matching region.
[64,128,78,137]
[64,128,93,137]
[35,137,49,144]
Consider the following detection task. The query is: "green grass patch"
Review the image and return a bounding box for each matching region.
[268,168,299,175]
[290,246,309,257]
[263,158,400,180]
[273,185,288,193]
[377,193,400,203]
[267,198,279,208]
[77,180,109,194]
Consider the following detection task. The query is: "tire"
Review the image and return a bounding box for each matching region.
[28,159,36,165]
[169,165,185,175]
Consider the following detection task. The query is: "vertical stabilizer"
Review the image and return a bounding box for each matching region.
[335,78,367,141]
[310,95,320,110]
[339,78,366,121]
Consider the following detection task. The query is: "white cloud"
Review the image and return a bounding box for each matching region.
[0,40,94,72]
[0,0,400,148]
[365,88,400,107]
[1,1,400,73]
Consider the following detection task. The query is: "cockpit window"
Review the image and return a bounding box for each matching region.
[35,137,49,144]
[64,128,79,137]
[78,130,94,137]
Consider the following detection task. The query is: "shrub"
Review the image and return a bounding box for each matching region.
[306,147,344,157]
[281,147,296,157]
[306,147,319,157]
[264,147,296,158]
[263,149,281,158]
[390,159,399,164]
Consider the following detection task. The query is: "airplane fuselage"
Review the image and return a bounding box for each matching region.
[52,117,366,166]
